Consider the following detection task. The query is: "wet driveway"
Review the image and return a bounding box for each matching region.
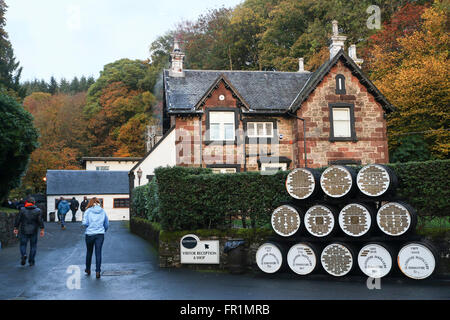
[0,222,449,300]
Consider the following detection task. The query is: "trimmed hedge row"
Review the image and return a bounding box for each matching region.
[131,178,160,222]
[131,160,450,232]
[153,166,290,231]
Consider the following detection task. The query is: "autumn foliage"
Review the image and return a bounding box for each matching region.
[370,4,449,159]
[21,92,88,193]
[10,0,449,196]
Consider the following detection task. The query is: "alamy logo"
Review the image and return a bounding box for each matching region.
[66,265,81,290]
[366,277,381,290]
[367,5,381,30]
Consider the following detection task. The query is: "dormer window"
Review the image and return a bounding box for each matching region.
[336,74,346,94]
[205,108,238,144]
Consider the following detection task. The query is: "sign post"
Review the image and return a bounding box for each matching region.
[180,234,220,264]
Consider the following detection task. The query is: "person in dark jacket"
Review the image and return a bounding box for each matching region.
[80,196,89,220]
[69,197,79,222]
[55,198,61,222]
[13,198,45,266]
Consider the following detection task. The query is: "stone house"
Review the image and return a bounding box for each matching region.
[130,21,394,188]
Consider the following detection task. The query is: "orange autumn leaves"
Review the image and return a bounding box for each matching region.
[86,81,156,157]
[368,4,449,159]
[22,92,87,192]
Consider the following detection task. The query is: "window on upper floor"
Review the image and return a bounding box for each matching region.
[247,122,274,138]
[96,166,110,171]
[329,104,357,142]
[332,108,351,137]
[209,111,236,141]
[336,74,346,94]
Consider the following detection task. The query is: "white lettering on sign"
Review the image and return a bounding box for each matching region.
[180,234,220,264]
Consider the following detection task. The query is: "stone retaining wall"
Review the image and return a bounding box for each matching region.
[159,233,267,271]
[130,217,160,248]
[0,211,18,248]
[131,217,450,278]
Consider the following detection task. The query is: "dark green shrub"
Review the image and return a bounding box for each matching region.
[146,177,160,222]
[390,135,432,163]
[386,160,449,222]
[155,167,289,231]
[150,160,449,232]
[155,167,212,231]
[0,93,39,202]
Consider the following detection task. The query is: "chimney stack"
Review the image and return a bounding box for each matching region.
[348,44,364,68]
[169,38,185,78]
[329,20,347,60]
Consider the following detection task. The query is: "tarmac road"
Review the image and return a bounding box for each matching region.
[0,221,449,300]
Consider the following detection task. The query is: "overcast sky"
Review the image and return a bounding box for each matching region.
[6,0,243,82]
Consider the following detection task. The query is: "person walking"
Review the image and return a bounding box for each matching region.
[82,197,109,279]
[13,197,45,267]
[80,196,89,220]
[57,198,70,230]
[55,197,62,223]
[69,197,79,222]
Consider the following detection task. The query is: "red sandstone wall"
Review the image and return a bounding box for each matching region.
[294,61,389,168]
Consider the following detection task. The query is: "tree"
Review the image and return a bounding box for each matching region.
[0,0,23,95]
[0,93,39,201]
[390,134,432,163]
[371,3,449,159]
[70,77,80,94]
[364,2,429,73]
[20,92,88,193]
[83,59,157,157]
[48,76,58,95]
[59,78,70,94]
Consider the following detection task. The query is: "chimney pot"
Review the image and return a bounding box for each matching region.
[329,20,347,60]
[169,38,185,78]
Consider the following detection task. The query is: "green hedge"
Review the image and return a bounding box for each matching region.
[154,166,289,231]
[131,178,160,222]
[132,160,449,232]
[386,160,449,222]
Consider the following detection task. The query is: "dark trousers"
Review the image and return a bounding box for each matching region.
[85,234,105,273]
[60,213,67,227]
[19,233,38,263]
[70,209,77,221]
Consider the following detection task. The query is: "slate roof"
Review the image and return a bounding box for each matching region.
[46,170,129,196]
[164,69,312,113]
[163,49,394,114]
[290,50,395,113]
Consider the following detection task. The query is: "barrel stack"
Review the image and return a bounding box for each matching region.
[256,164,438,280]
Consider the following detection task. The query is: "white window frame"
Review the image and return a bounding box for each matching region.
[209,111,235,141]
[247,122,274,138]
[332,108,351,138]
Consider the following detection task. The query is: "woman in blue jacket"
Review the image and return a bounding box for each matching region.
[82,198,109,279]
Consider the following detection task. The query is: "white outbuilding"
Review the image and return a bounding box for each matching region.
[46,170,130,221]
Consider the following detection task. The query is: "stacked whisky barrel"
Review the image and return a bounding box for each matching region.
[256,165,438,280]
